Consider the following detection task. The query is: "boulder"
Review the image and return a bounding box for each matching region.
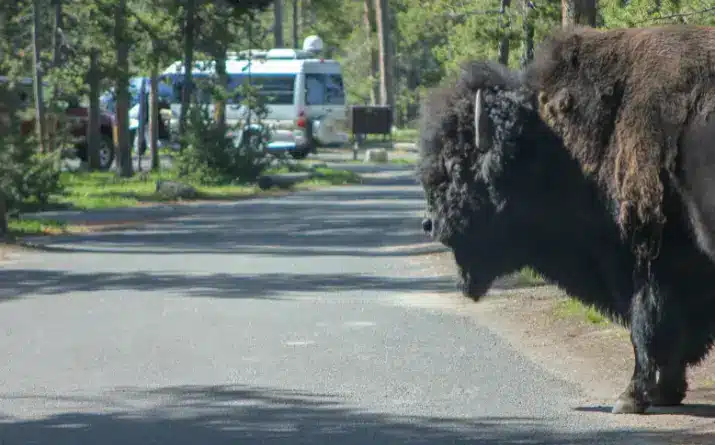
[155,180,198,200]
[309,162,329,170]
[364,148,388,163]
[257,172,312,190]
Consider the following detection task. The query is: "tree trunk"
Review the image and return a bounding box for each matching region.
[149,53,160,172]
[136,78,147,169]
[301,0,315,31]
[178,0,196,141]
[374,0,394,114]
[0,194,7,238]
[32,0,47,153]
[292,0,299,48]
[520,0,535,69]
[562,0,597,27]
[497,0,511,66]
[87,48,101,170]
[52,0,62,67]
[364,0,379,104]
[48,0,64,154]
[115,0,132,177]
[274,0,284,47]
[213,48,227,136]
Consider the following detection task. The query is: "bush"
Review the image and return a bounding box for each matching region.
[172,79,287,186]
[173,103,274,185]
[0,111,63,214]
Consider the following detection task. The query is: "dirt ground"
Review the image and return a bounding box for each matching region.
[406,251,715,442]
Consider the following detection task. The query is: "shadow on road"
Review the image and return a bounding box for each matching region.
[575,403,715,418]
[1,384,710,445]
[29,183,447,258]
[0,270,457,301]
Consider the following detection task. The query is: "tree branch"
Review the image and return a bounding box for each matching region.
[632,6,715,25]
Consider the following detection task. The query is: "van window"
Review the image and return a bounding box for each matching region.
[228,74,296,106]
[305,73,345,106]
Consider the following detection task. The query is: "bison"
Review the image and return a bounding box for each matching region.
[417,26,715,415]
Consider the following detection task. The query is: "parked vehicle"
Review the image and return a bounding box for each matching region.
[1,76,116,170]
[100,76,173,113]
[131,35,349,159]
[102,77,174,153]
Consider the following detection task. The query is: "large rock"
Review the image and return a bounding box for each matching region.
[155,180,198,200]
[364,148,388,163]
[308,162,329,171]
[257,172,312,190]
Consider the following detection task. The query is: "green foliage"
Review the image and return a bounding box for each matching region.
[252,0,713,128]
[554,298,609,325]
[172,93,273,186]
[2,0,714,217]
[0,125,63,213]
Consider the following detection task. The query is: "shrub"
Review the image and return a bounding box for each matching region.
[173,102,274,185]
[172,78,284,186]
[0,94,63,215]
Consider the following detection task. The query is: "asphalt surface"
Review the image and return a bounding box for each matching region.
[0,167,671,444]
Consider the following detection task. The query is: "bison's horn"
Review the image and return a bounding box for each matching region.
[474,89,489,150]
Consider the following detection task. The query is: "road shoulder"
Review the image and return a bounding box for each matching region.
[405,251,715,442]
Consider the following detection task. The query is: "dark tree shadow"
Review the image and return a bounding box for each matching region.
[26,183,449,258]
[0,269,457,302]
[1,384,711,445]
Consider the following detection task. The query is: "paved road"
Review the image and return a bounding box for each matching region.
[0,168,671,444]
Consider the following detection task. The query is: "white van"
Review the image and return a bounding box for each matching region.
[131,37,349,159]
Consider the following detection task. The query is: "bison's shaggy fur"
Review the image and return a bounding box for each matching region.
[417,32,715,415]
[524,25,715,262]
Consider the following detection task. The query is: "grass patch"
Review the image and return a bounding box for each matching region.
[264,163,362,186]
[511,266,547,287]
[392,128,419,143]
[388,157,416,165]
[296,167,363,188]
[347,156,416,165]
[7,218,73,237]
[53,171,260,210]
[22,163,362,212]
[553,298,609,325]
[354,128,418,145]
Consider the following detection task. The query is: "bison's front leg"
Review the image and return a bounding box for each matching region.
[612,282,659,414]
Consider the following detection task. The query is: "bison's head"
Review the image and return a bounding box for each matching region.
[417,73,564,301]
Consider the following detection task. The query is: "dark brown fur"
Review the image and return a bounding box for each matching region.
[524,25,715,260]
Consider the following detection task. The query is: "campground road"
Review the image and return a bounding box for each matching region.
[0,167,681,444]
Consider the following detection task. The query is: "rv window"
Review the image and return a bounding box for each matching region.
[228,74,296,106]
[305,73,345,106]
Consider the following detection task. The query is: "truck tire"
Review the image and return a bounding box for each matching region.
[98,132,116,171]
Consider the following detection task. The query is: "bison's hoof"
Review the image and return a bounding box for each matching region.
[611,397,648,414]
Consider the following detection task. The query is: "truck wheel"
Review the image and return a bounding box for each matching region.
[289,149,308,160]
[98,133,116,171]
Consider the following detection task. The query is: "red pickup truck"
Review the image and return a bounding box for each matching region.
[1,76,116,170]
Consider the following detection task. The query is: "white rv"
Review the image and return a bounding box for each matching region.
[130,36,349,159]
